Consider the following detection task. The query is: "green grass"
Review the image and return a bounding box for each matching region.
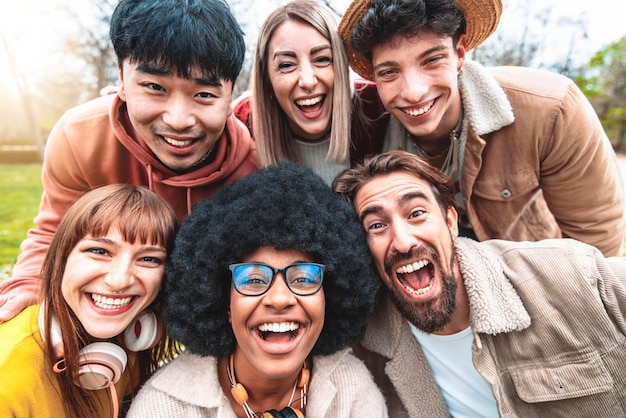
[0,164,42,280]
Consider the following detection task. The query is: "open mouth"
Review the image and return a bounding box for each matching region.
[402,99,435,117]
[395,259,434,296]
[257,321,301,342]
[295,95,325,114]
[90,293,134,309]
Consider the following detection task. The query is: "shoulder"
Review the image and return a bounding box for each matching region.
[232,92,252,128]
[134,351,223,407]
[0,305,43,366]
[310,348,388,416]
[47,94,118,150]
[57,94,115,125]
[0,306,62,414]
[489,66,577,101]
[481,238,605,282]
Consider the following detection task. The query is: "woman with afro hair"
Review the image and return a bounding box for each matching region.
[128,162,388,417]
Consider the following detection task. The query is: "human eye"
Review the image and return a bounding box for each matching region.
[138,255,164,266]
[277,61,297,73]
[234,265,271,293]
[243,273,269,285]
[196,91,215,98]
[375,68,398,81]
[86,247,109,256]
[409,209,425,219]
[362,215,387,233]
[288,265,322,291]
[313,55,332,67]
[143,82,165,92]
[367,221,385,231]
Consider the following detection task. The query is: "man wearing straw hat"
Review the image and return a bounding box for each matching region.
[339,0,625,257]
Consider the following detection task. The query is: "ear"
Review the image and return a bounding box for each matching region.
[446,206,459,239]
[228,309,232,324]
[117,64,127,102]
[455,34,468,72]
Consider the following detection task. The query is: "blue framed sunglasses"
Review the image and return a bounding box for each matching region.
[228,262,325,296]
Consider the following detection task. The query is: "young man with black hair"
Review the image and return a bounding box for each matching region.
[0,0,258,321]
[339,0,624,257]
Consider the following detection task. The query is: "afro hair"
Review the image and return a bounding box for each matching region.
[164,161,378,357]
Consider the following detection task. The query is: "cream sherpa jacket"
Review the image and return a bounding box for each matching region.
[128,348,388,418]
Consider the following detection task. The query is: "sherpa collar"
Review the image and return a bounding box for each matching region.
[459,59,515,135]
[454,237,531,335]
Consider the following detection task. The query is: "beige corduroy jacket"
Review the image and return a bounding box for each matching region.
[379,60,625,256]
[355,237,626,417]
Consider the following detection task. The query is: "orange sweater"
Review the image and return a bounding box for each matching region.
[4,94,258,298]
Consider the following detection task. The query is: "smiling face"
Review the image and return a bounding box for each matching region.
[118,59,233,172]
[354,171,467,334]
[267,19,334,141]
[229,246,325,383]
[61,227,166,340]
[372,33,466,145]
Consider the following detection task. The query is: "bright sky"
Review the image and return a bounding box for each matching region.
[0,0,624,95]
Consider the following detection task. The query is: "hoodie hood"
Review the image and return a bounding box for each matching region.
[110,95,258,216]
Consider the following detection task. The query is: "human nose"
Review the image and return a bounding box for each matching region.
[263,272,297,310]
[298,63,318,93]
[389,218,419,255]
[103,257,135,292]
[162,95,196,131]
[400,69,429,103]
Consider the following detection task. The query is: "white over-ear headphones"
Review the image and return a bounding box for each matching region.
[39,305,160,390]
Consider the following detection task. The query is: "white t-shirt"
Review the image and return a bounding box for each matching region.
[410,323,499,418]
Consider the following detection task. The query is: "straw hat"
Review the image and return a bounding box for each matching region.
[339,0,503,80]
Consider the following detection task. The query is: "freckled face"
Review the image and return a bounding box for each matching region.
[61,228,166,339]
[372,33,466,143]
[267,19,334,141]
[229,246,325,383]
[118,59,233,172]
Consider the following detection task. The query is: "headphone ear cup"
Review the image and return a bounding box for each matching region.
[38,304,64,358]
[77,342,127,390]
[123,310,160,352]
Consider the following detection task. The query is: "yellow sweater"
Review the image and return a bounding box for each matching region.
[0,304,137,417]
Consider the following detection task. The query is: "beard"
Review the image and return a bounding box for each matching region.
[384,240,458,334]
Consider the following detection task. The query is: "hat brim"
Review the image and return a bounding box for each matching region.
[339,0,502,80]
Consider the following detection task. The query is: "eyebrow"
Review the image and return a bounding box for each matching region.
[273,44,331,60]
[359,190,430,222]
[82,237,166,253]
[373,44,450,73]
[135,62,223,87]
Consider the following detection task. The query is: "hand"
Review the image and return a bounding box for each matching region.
[0,279,39,322]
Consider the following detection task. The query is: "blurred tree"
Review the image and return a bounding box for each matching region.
[471,0,588,78]
[576,37,626,151]
[62,0,118,98]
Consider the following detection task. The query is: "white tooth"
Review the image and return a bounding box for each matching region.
[164,137,193,147]
[91,293,133,309]
[258,322,299,332]
[296,96,322,107]
[404,100,434,116]
[396,260,431,274]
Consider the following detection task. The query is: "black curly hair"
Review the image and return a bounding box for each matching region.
[164,161,378,357]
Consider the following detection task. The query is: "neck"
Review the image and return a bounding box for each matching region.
[291,129,331,144]
[220,355,307,417]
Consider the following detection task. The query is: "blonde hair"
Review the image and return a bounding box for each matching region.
[39,184,180,418]
[252,0,351,166]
